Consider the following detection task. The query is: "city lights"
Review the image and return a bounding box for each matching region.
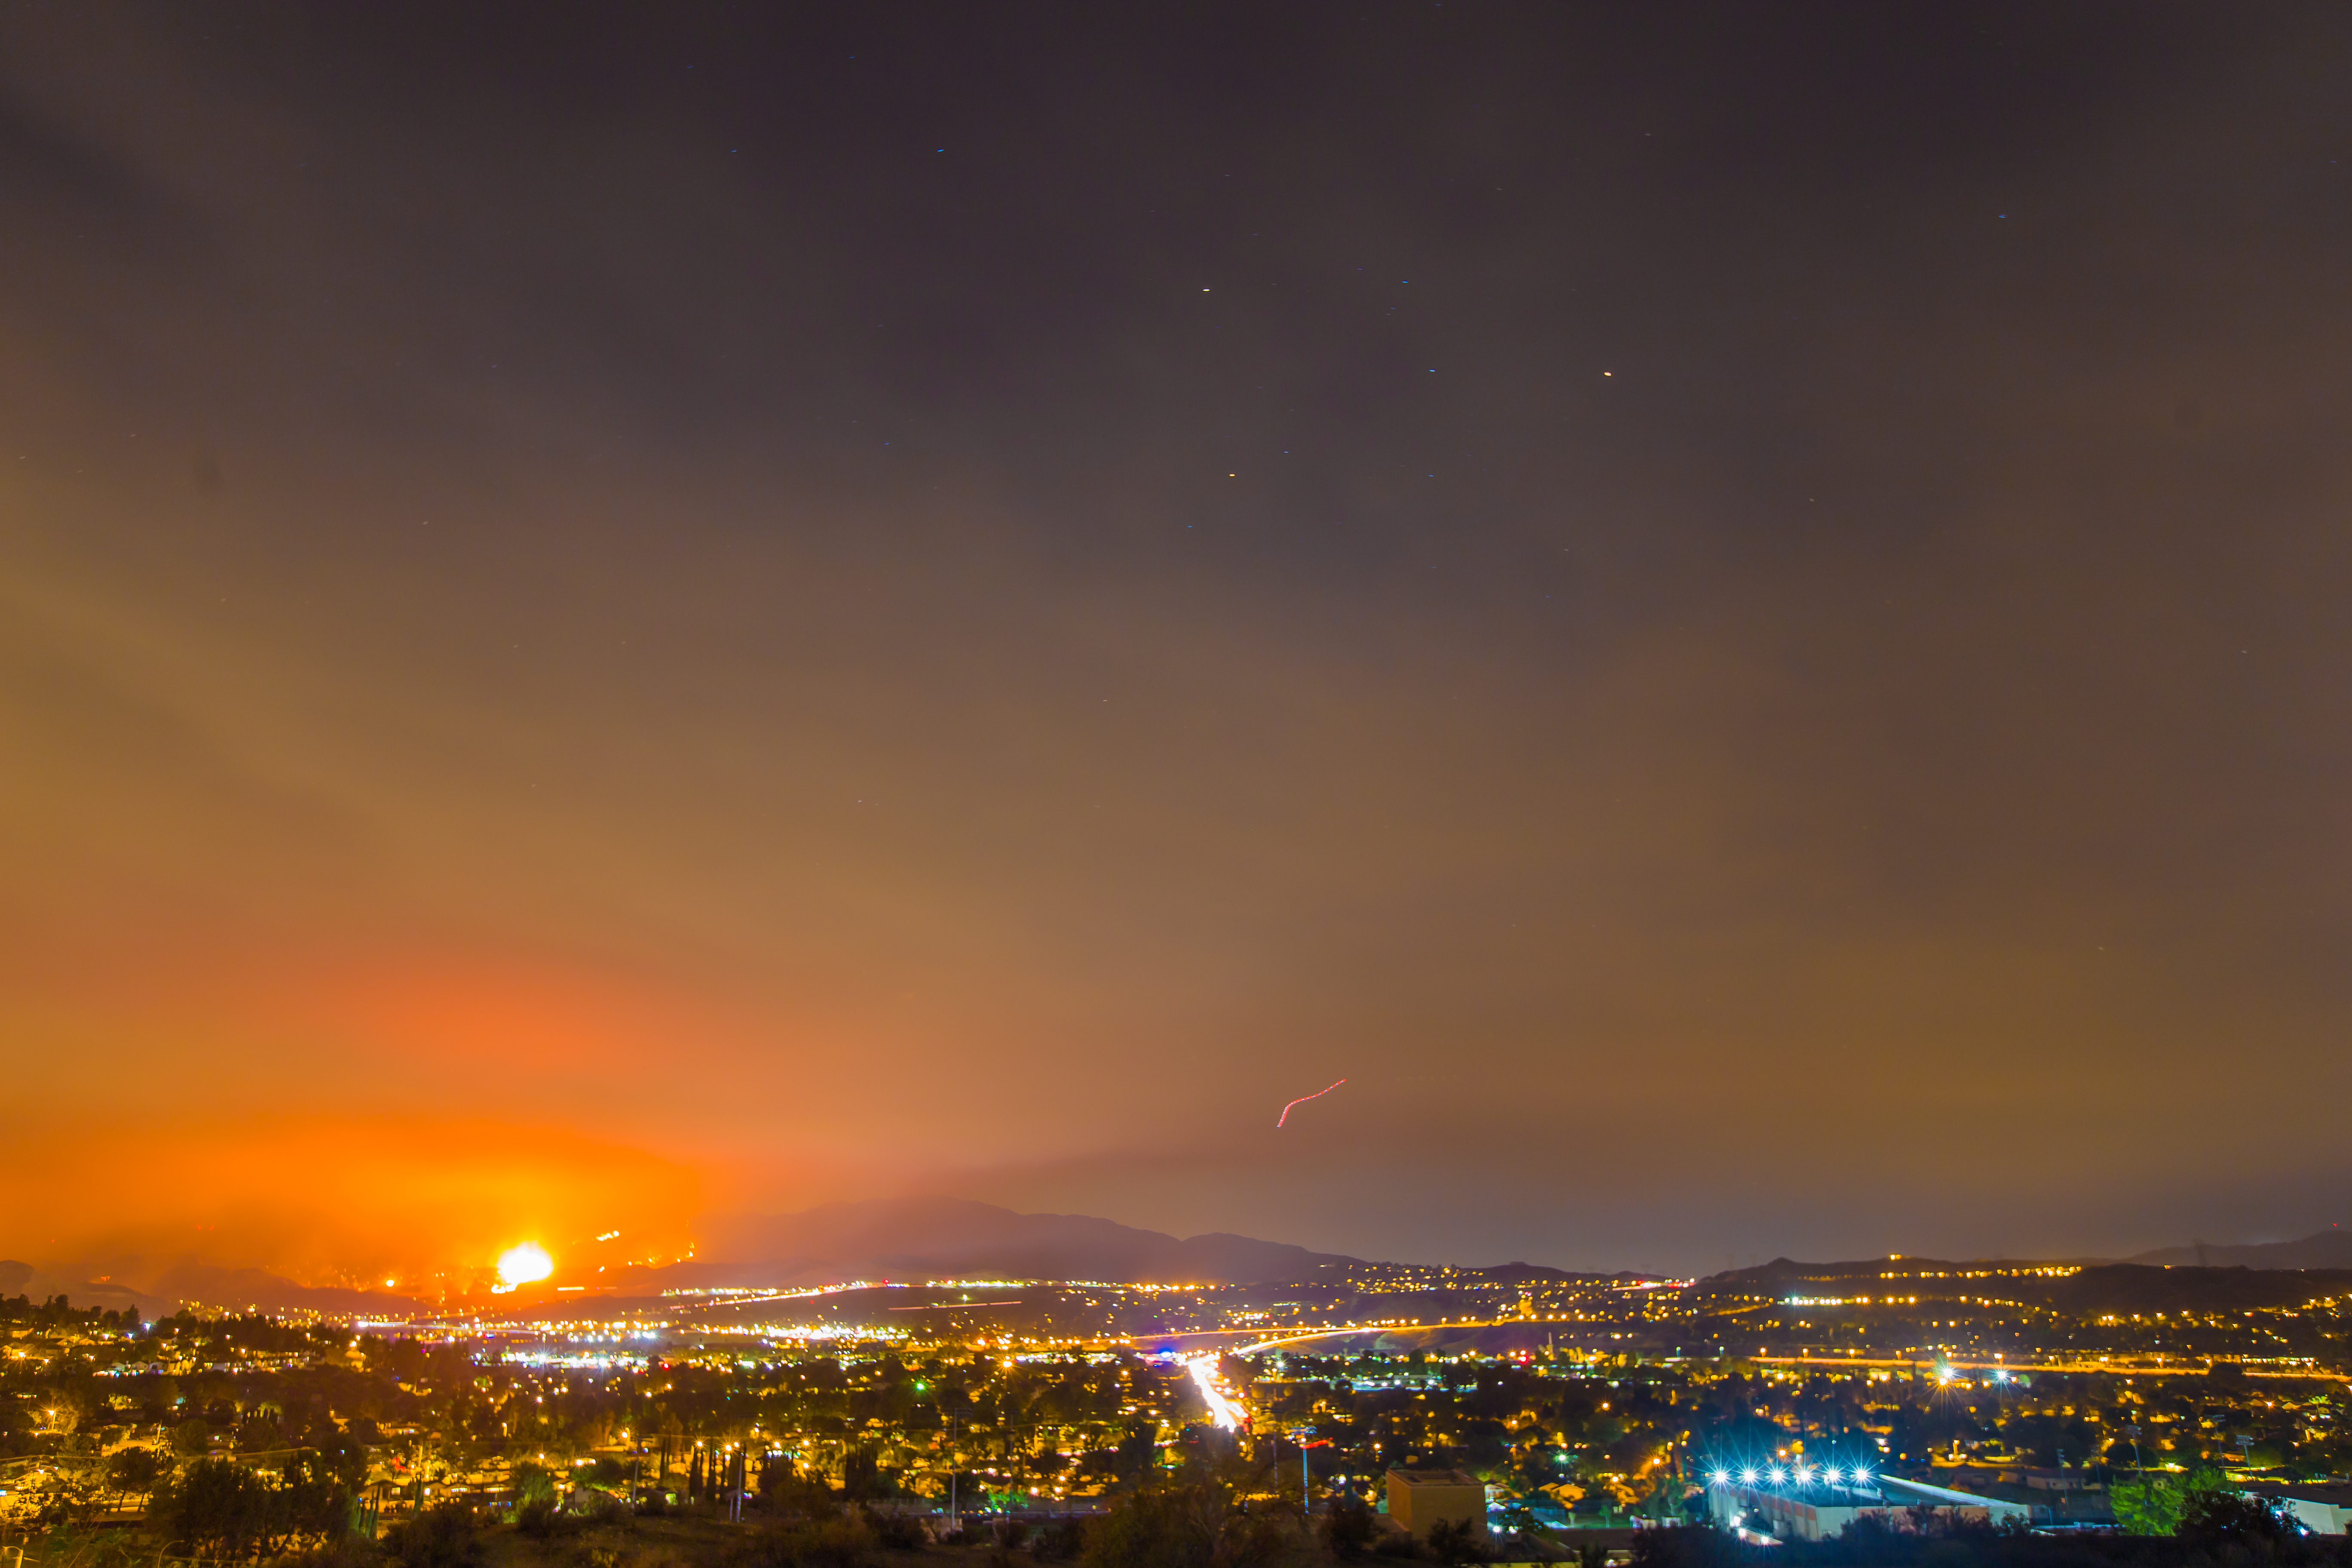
[3,1244,2326,1543]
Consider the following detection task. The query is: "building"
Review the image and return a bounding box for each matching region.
[1387,1469,1487,1537]
[2273,1485,2352,1535]
[1704,1471,2028,1542]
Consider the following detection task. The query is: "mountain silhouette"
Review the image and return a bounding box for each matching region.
[2128,1227,2352,1270]
[681,1196,1361,1286]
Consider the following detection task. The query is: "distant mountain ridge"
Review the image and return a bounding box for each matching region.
[683,1196,1362,1287]
[37,1208,2346,1320]
[2127,1227,2352,1270]
[149,1263,426,1317]
[0,1257,423,1319]
[0,1197,1367,1314]
[1699,1253,2352,1314]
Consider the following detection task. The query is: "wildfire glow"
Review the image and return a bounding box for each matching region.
[496,1241,555,1289]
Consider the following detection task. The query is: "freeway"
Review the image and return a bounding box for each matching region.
[1135,1323,2352,1383]
[1182,1354,1250,1430]
[1138,1314,1620,1355]
[1748,1352,2348,1381]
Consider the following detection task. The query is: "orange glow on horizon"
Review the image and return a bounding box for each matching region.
[0,1112,702,1285]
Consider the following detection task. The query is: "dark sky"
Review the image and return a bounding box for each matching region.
[4,3,2351,1283]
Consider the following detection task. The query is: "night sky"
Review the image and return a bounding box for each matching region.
[5,4,2351,1284]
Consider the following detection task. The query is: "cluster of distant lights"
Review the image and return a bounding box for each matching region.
[500,1348,648,1369]
[1709,1465,1874,1488]
[745,1323,910,1342]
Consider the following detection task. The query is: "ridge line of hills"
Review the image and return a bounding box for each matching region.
[5,1197,2349,1319]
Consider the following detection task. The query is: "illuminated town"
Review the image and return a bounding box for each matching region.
[7,1244,2352,1565]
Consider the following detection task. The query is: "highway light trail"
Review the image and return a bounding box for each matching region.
[1276,1078,1346,1127]
[1183,1354,1247,1430]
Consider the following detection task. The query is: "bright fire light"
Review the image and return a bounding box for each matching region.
[496,1241,554,1290]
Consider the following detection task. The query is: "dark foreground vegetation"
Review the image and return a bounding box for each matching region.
[9,1451,2352,1568]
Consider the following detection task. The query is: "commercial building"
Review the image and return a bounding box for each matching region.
[2275,1485,2352,1535]
[1703,1470,2027,1542]
[1387,1469,1487,1537]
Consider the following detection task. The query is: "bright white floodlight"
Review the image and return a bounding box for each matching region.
[1740,1468,1759,1485]
[1709,1470,1730,1486]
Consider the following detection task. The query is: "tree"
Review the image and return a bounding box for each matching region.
[1321,1496,1380,1559]
[151,1449,359,1559]
[2111,1465,2227,1536]
[153,1457,271,1559]
[1111,1421,1159,1484]
[1628,1524,1744,1568]
[1425,1519,1490,1566]
[276,1447,362,1541]
[842,1446,892,1500]
[2179,1486,2290,1544]
[308,1424,372,1491]
[511,1461,557,1509]
[1080,1476,1233,1568]
[108,1446,169,1499]
[386,1502,485,1568]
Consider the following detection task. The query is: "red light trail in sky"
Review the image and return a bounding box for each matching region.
[1276,1078,1346,1128]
